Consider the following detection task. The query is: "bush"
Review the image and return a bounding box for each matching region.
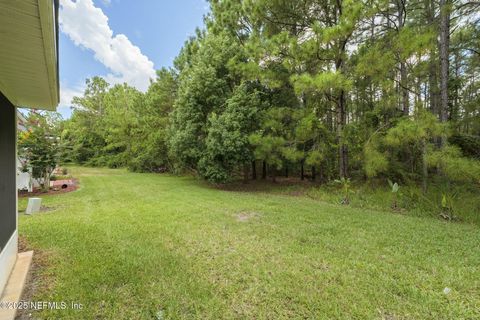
[449,134,480,159]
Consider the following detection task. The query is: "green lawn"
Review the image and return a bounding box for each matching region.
[19,167,480,319]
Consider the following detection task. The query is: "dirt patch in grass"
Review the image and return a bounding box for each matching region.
[236,211,261,222]
[18,206,57,215]
[39,206,56,213]
[16,237,55,320]
[378,311,407,320]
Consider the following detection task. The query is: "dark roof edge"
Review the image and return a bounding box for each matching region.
[54,0,59,104]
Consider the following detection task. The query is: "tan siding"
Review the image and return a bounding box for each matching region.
[0,0,59,110]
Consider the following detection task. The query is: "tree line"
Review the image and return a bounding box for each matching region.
[61,0,480,189]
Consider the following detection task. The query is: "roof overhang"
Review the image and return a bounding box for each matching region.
[0,0,59,110]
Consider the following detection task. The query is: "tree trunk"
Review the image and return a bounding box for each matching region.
[285,165,288,178]
[262,161,267,180]
[44,167,51,191]
[428,55,439,114]
[400,62,409,115]
[439,0,450,146]
[335,25,349,179]
[396,0,409,115]
[452,51,459,122]
[337,89,348,178]
[422,139,428,194]
[251,160,257,180]
[311,166,316,181]
[301,161,305,181]
[243,163,249,183]
[426,0,439,115]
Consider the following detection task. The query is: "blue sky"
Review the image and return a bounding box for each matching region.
[58,0,209,118]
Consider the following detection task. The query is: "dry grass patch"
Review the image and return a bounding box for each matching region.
[235,211,261,222]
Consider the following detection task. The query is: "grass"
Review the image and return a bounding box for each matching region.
[19,167,480,319]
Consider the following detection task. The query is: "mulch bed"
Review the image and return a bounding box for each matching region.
[18,179,79,198]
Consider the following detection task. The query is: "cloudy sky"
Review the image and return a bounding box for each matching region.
[58,0,208,118]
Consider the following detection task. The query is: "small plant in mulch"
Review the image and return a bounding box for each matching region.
[18,179,79,198]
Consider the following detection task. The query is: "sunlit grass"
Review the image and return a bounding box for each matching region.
[19,167,480,319]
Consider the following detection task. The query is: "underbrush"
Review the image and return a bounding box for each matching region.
[257,179,480,225]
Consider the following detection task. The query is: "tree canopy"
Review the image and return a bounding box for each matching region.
[60,0,480,189]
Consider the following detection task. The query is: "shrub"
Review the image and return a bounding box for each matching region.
[449,134,480,159]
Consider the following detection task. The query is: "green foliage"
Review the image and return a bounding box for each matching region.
[356,44,396,80]
[334,177,352,204]
[364,143,388,178]
[199,83,263,182]
[449,134,480,159]
[305,150,324,167]
[59,0,480,195]
[168,32,241,173]
[291,72,353,95]
[427,146,480,183]
[363,110,479,186]
[249,133,285,170]
[388,180,400,193]
[385,110,446,146]
[439,191,458,221]
[62,77,109,165]
[18,112,63,190]
[128,69,176,172]
[62,72,176,172]
[388,179,400,210]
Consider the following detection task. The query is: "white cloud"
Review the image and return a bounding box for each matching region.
[59,83,84,107]
[57,82,85,117]
[59,0,155,93]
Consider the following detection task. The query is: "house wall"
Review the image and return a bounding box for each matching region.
[17,171,33,192]
[0,92,17,293]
